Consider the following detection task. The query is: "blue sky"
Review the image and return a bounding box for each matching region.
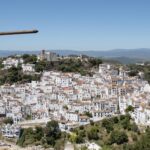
[0,0,150,51]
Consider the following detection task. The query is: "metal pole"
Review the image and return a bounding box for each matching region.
[0,30,38,36]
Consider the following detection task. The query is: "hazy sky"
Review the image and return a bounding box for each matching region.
[0,0,150,51]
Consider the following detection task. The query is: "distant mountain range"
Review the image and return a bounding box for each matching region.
[51,48,150,59]
[0,50,39,57]
[0,48,150,64]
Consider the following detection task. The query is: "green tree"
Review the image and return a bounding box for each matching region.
[76,133,84,143]
[112,116,119,124]
[69,133,77,143]
[35,61,46,72]
[133,127,150,150]
[125,105,134,113]
[63,105,68,110]
[0,61,4,69]
[3,117,13,125]
[17,128,36,147]
[120,114,131,130]
[45,120,61,146]
[128,70,138,77]
[34,126,44,141]
[23,54,37,64]
[90,120,95,126]
[89,58,102,67]
[22,54,30,60]
[79,125,84,130]
[102,118,114,133]
[109,130,128,145]
[84,111,92,118]
[87,127,99,140]
[6,66,22,83]
[17,128,25,147]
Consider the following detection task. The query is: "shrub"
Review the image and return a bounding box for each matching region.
[125,105,134,113]
[3,117,13,125]
[87,127,99,140]
[102,118,114,133]
[109,130,128,145]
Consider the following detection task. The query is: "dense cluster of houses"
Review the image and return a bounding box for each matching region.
[0,60,150,137]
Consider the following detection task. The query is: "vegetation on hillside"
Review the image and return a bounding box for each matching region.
[16,115,150,150]
[0,55,103,85]
[3,117,13,125]
[68,114,148,150]
[34,57,103,76]
[17,120,64,149]
[21,54,103,74]
[0,66,41,85]
[0,59,4,69]
[22,54,37,64]
[128,63,150,83]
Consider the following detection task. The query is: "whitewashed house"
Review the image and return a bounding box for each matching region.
[22,64,35,73]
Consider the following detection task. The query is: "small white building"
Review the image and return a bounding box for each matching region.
[65,112,79,122]
[86,142,101,150]
[133,107,150,126]
[1,124,20,138]
[22,64,35,72]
